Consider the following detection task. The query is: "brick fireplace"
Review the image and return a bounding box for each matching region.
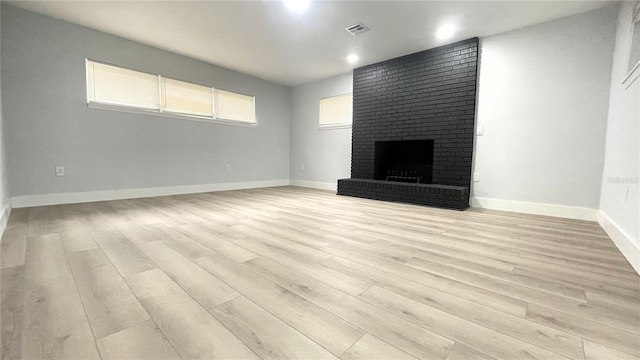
[337,38,479,210]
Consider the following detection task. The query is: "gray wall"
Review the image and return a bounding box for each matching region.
[473,5,617,209]
[2,5,290,197]
[289,73,352,186]
[600,1,639,246]
[0,4,9,221]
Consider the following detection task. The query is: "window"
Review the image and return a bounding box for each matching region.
[86,61,160,110]
[215,89,256,124]
[85,59,256,125]
[162,77,214,117]
[319,93,352,129]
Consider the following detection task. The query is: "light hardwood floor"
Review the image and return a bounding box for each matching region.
[1,186,639,359]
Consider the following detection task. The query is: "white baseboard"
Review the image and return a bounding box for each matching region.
[11,179,290,208]
[597,211,640,275]
[0,202,12,240]
[289,180,336,191]
[470,197,597,221]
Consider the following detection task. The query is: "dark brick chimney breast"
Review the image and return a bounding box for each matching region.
[338,38,479,210]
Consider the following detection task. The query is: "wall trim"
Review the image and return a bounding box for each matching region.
[0,202,12,240]
[597,210,640,275]
[470,196,597,221]
[289,180,337,191]
[11,179,290,208]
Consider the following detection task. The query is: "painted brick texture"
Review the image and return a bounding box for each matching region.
[338,179,469,210]
[351,37,478,186]
[338,38,479,210]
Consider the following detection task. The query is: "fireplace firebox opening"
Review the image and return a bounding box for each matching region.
[374,139,434,184]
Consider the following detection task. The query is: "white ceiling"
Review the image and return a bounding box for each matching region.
[7,0,615,87]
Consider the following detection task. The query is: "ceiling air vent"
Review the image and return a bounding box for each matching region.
[345,23,369,36]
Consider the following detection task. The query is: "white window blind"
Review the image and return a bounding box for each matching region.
[85,59,256,126]
[86,61,160,110]
[215,89,256,124]
[319,93,352,129]
[162,77,214,117]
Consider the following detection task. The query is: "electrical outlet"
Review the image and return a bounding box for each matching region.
[476,125,484,136]
[473,172,480,182]
[225,165,231,172]
[301,165,305,172]
[55,166,65,177]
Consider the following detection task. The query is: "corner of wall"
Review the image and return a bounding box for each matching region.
[596,1,640,275]
[288,72,353,185]
[597,210,640,274]
[0,201,12,240]
[0,3,12,240]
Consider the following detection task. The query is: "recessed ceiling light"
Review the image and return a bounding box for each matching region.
[347,54,359,64]
[436,24,456,41]
[283,0,311,12]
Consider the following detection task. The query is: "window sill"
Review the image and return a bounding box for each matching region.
[318,123,352,130]
[87,101,256,127]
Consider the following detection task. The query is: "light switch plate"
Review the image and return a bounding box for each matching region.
[476,125,484,136]
[56,166,65,176]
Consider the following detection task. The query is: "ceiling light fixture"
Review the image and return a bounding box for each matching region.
[347,54,359,64]
[436,23,456,41]
[283,0,311,12]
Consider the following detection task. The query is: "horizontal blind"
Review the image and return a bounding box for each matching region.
[215,89,256,123]
[319,94,352,127]
[163,78,214,117]
[86,60,160,110]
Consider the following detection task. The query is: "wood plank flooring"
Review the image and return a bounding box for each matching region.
[2,186,639,359]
